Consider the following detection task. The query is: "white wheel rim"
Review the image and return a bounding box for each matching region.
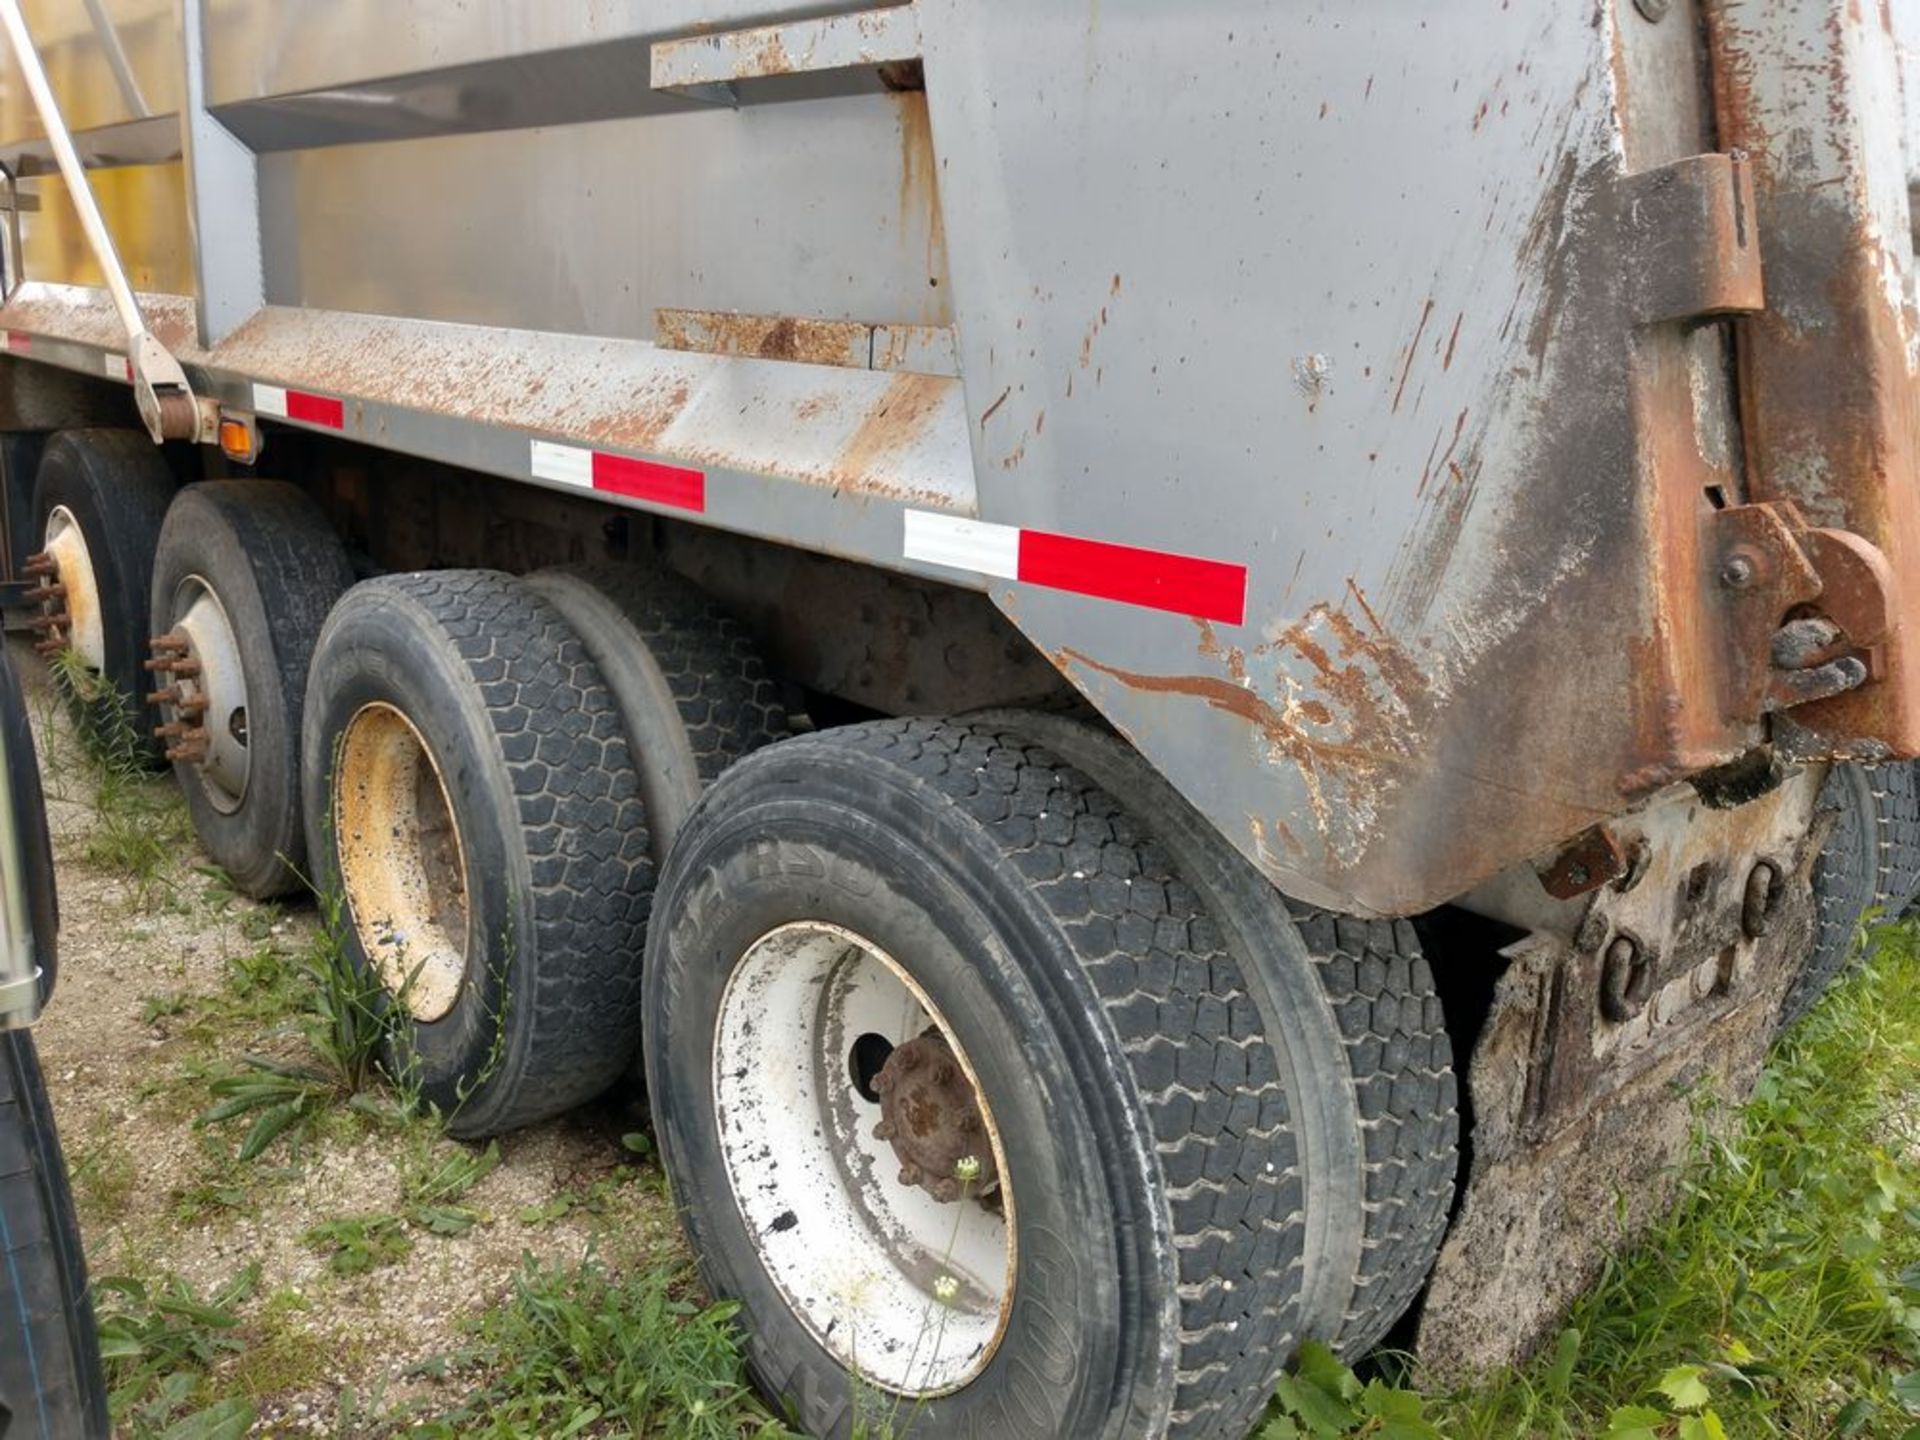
[168,576,251,811]
[43,506,105,670]
[714,922,1016,1397]
[333,702,471,1022]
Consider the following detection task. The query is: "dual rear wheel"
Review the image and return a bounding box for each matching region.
[643,717,1460,1438]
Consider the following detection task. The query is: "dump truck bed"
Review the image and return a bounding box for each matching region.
[1,0,1917,917]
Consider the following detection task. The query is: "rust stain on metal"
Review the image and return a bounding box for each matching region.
[895,91,950,308]
[834,372,949,482]
[1390,297,1435,413]
[656,308,872,368]
[1068,601,1436,848]
[1537,825,1629,899]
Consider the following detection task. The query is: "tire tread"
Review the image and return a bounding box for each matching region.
[802,718,1304,1440]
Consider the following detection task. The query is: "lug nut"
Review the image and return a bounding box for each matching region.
[872,1120,895,1141]
[168,658,202,679]
[23,582,65,604]
[176,695,208,718]
[165,742,208,764]
[149,685,181,706]
[32,635,65,656]
[27,614,61,634]
[148,633,189,654]
[21,551,55,577]
[154,720,188,740]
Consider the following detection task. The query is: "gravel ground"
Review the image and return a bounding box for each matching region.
[17,638,687,1435]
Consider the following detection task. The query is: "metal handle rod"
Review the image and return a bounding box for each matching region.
[0,0,143,338]
[80,0,151,119]
[0,0,202,442]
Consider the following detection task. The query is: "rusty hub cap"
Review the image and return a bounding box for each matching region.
[873,1028,1000,1203]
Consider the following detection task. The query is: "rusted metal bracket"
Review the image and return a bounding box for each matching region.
[1537,825,1630,900]
[1711,500,1892,723]
[1620,153,1764,324]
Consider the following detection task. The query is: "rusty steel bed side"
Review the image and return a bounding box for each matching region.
[0,0,1914,919]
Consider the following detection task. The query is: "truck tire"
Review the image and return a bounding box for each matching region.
[301,570,654,1136]
[522,564,784,858]
[983,710,1459,1355]
[645,718,1307,1440]
[0,1028,109,1440]
[149,482,355,899]
[1783,761,1920,1027]
[28,430,174,768]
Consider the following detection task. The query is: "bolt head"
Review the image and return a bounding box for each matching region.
[1720,553,1757,589]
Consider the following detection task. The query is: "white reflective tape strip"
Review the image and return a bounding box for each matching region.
[103,352,127,379]
[252,383,288,418]
[903,511,1020,579]
[530,439,593,489]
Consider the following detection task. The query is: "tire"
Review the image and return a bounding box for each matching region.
[1783,761,1920,1027]
[150,482,355,899]
[646,717,1305,1440]
[30,430,174,768]
[301,570,654,1136]
[0,645,57,1009]
[521,564,784,859]
[0,1028,109,1440]
[983,710,1460,1356]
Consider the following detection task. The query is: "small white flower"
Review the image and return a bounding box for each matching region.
[954,1155,982,1183]
[934,1274,959,1304]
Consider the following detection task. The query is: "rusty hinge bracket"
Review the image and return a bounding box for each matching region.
[1713,501,1892,720]
[1621,153,1764,323]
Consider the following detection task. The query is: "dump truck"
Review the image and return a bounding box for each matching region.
[0,2,1915,1436]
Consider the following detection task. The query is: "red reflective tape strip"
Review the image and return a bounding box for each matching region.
[589,451,706,513]
[6,332,28,351]
[284,390,344,429]
[1017,528,1248,625]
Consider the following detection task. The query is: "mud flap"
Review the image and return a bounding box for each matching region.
[1414,769,1826,1377]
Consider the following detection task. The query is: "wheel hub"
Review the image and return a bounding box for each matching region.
[26,506,105,669]
[873,1028,1000,1203]
[713,921,1015,1397]
[148,576,250,809]
[333,701,471,1022]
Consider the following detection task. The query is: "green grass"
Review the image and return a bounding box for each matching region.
[94,1263,261,1438]
[392,1256,792,1439]
[41,647,193,901]
[1265,921,1920,1440]
[66,1132,138,1229]
[303,1135,500,1274]
[193,905,405,1161]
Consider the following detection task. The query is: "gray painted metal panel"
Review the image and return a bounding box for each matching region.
[253,92,950,341]
[0,0,1913,917]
